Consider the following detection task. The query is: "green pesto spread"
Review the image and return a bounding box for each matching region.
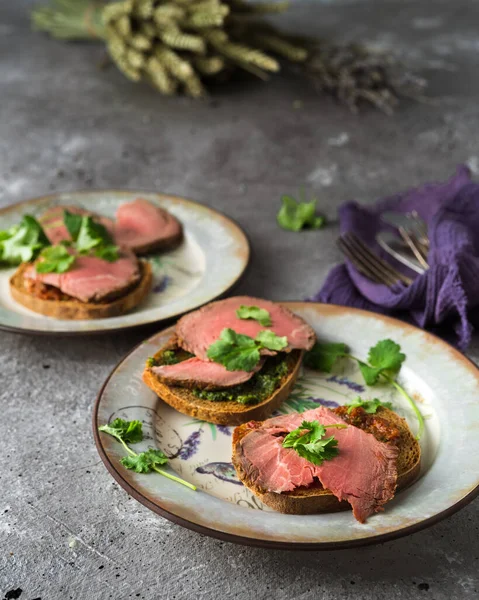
[193,357,288,405]
[148,348,289,405]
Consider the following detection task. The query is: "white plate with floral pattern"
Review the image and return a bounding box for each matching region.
[0,191,249,334]
[93,303,479,549]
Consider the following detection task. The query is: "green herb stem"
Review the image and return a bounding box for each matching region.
[152,467,197,491]
[386,376,424,441]
[324,424,347,430]
[119,438,136,456]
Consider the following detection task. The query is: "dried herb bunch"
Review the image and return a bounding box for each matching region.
[31,0,424,111]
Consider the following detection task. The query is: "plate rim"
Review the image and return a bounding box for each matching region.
[0,189,250,336]
[92,302,479,550]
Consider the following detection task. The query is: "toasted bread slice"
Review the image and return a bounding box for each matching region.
[232,407,421,515]
[143,341,304,425]
[9,260,152,320]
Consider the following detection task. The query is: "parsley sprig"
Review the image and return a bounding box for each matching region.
[99,418,196,491]
[0,215,50,266]
[207,328,288,372]
[305,339,424,439]
[236,305,272,327]
[282,420,346,465]
[64,210,119,262]
[277,191,325,232]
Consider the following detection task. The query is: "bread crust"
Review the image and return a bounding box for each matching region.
[9,260,152,320]
[232,408,421,515]
[143,347,304,426]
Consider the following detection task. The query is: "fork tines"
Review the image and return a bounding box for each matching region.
[338,232,413,287]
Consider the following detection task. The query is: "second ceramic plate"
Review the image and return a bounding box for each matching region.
[0,191,249,334]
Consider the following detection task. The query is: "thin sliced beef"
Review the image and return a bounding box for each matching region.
[152,358,262,390]
[176,296,316,361]
[39,206,114,246]
[114,198,182,253]
[24,250,140,303]
[238,407,398,523]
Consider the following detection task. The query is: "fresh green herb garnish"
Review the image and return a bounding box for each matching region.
[277,192,325,232]
[64,211,119,262]
[282,420,345,465]
[0,215,50,266]
[345,397,393,414]
[304,338,424,440]
[99,418,196,491]
[236,305,272,327]
[120,449,168,473]
[304,342,349,372]
[146,357,157,368]
[207,328,288,372]
[35,244,76,274]
[63,210,83,240]
[99,418,143,446]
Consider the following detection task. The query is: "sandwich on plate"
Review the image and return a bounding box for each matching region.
[232,404,421,522]
[143,297,316,425]
[3,198,181,319]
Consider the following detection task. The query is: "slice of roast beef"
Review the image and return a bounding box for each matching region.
[238,407,398,523]
[151,358,262,390]
[114,198,182,254]
[24,250,140,303]
[176,296,316,361]
[39,206,114,246]
[40,199,182,254]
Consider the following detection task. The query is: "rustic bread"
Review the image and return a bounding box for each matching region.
[9,260,152,320]
[232,407,421,515]
[143,340,304,426]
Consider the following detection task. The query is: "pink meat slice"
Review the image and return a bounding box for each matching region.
[152,357,263,389]
[24,251,140,303]
[239,407,398,523]
[176,296,316,361]
[114,198,182,251]
[39,206,114,246]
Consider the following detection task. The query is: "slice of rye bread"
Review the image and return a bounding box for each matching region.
[142,338,304,426]
[9,260,152,320]
[232,407,421,515]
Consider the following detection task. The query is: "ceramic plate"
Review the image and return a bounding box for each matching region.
[0,191,249,334]
[93,303,479,549]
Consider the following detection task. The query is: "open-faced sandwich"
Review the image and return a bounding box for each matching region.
[142,297,316,425]
[232,404,421,523]
[2,198,182,319]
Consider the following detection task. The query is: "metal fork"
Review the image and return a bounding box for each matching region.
[337,232,413,286]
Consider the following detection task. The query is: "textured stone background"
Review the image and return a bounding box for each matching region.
[1,1,479,599]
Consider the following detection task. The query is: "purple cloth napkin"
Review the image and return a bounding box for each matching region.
[311,165,479,350]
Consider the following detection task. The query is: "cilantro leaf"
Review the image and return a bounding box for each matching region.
[207,328,260,372]
[35,244,75,274]
[0,215,50,266]
[346,397,393,414]
[277,194,325,232]
[63,210,83,240]
[255,330,288,351]
[120,449,168,473]
[304,342,349,372]
[368,339,405,376]
[98,418,143,444]
[207,328,288,372]
[236,305,272,327]
[282,420,340,465]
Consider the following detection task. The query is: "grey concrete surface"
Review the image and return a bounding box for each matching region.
[1,1,479,599]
